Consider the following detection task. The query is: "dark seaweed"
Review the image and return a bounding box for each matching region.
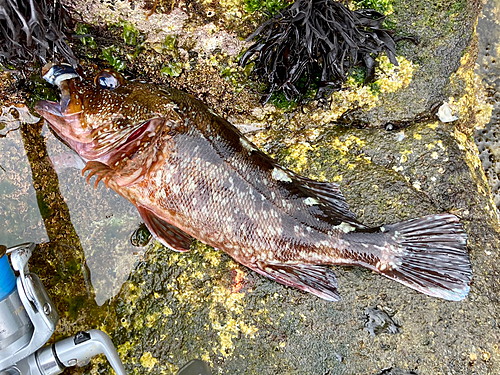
[240,0,399,103]
[0,0,77,69]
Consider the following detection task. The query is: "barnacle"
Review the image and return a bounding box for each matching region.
[0,0,77,69]
[240,0,399,103]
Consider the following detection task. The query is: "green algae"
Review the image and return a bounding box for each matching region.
[100,46,127,71]
[352,0,393,13]
[268,91,298,110]
[75,23,97,49]
[160,35,179,55]
[120,20,140,46]
[35,191,51,217]
[23,73,59,109]
[243,0,290,14]
[161,62,183,77]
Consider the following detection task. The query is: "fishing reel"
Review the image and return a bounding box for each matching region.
[0,243,212,375]
[0,242,126,375]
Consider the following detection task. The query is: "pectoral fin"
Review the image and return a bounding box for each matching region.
[254,262,340,301]
[136,205,193,252]
[82,161,114,188]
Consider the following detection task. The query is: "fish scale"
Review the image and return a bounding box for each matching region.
[35,64,472,302]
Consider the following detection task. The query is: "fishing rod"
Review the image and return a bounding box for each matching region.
[0,243,211,375]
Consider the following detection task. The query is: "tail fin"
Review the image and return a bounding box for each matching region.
[375,213,471,301]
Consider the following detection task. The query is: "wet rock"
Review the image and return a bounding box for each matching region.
[338,0,483,127]
[474,0,500,211]
[372,368,418,375]
[0,0,499,375]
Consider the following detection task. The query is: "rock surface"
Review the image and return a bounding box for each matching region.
[0,0,499,374]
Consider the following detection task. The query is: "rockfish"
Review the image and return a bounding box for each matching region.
[35,64,471,301]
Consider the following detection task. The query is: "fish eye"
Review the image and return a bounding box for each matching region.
[95,71,122,90]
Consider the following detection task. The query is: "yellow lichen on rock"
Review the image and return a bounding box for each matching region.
[146,311,162,328]
[451,126,495,210]
[399,149,413,163]
[378,55,415,93]
[207,277,258,357]
[449,51,492,132]
[283,141,316,174]
[150,243,259,360]
[216,0,246,21]
[163,305,173,317]
[140,352,158,370]
[117,341,135,363]
[330,134,366,152]
[316,56,415,124]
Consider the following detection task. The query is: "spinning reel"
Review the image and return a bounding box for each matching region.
[0,243,210,375]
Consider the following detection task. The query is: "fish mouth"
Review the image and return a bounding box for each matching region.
[34,98,85,139]
[35,99,92,159]
[35,63,93,154]
[35,99,63,117]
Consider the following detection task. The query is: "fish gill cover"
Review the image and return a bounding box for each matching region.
[239,0,401,103]
[0,0,77,69]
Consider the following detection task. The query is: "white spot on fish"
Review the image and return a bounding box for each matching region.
[304,197,320,206]
[334,222,356,233]
[272,168,292,183]
[240,137,255,152]
[155,171,163,186]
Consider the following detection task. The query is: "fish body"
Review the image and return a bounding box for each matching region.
[35,65,472,301]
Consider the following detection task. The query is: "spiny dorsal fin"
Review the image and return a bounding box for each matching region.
[199,114,364,232]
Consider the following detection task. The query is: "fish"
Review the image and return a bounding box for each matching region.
[35,64,472,302]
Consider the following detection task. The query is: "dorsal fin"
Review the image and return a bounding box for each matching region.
[162,93,364,232]
[290,174,363,228]
[185,113,366,232]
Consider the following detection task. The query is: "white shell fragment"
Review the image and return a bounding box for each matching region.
[437,102,459,123]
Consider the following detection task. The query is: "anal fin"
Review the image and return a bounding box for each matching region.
[255,262,340,301]
[136,205,193,252]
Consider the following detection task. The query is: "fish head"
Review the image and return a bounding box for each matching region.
[35,64,168,164]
